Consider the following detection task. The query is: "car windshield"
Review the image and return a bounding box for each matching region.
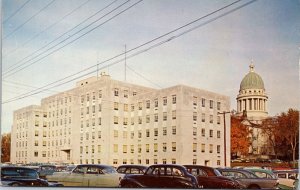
[213,169,222,176]
[102,167,117,174]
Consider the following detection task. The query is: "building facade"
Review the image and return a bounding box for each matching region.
[236,64,273,158]
[11,73,230,167]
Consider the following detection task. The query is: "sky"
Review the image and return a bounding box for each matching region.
[1,0,300,134]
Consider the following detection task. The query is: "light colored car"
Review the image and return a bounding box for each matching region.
[46,164,124,187]
[273,170,298,188]
[245,168,277,179]
[218,168,279,189]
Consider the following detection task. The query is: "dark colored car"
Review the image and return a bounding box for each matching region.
[120,164,198,188]
[1,166,61,187]
[184,165,244,189]
[218,168,279,189]
[117,165,148,174]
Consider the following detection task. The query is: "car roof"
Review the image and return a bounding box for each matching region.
[1,166,38,171]
[117,165,147,168]
[76,164,114,168]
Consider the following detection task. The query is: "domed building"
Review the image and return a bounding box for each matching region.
[237,64,268,119]
[236,64,273,158]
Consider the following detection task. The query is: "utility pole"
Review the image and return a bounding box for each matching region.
[124,44,127,81]
[218,111,231,167]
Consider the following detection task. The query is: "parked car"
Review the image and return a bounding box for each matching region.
[184,165,244,189]
[273,170,298,188]
[37,164,56,179]
[218,168,279,189]
[120,164,198,188]
[1,166,62,187]
[117,165,148,174]
[46,164,124,187]
[245,168,277,179]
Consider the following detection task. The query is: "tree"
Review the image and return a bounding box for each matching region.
[231,115,251,157]
[1,133,11,163]
[261,117,282,159]
[278,109,299,167]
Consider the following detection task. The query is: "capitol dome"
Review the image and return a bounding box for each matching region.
[240,64,264,91]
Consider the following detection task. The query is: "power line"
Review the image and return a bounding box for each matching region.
[3,0,92,58]
[2,0,257,104]
[3,0,143,78]
[3,0,56,40]
[2,0,32,24]
[3,0,121,76]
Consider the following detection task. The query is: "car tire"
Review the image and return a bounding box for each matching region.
[248,184,260,189]
[11,183,21,186]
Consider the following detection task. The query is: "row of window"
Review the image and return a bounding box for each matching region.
[47,107,72,118]
[79,158,221,166]
[48,96,73,108]
[193,97,222,110]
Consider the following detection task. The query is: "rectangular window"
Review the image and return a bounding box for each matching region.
[124,104,128,112]
[217,160,221,166]
[114,130,118,138]
[98,131,101,139]
[98,145,101,153]
[86,106,89,114]
[131,145,134,153]
[193,159,197,165]
[138,102,142,110]
[202,98,205,107]
[114,88,119,96]
[98,104,102,112]
[163,127,167,136]
[131,117,134,125]
[201,129,205,137]
[193,112,197,121]
[201,144,205,153]
[172,159,176,164]
[209,144,213,153]
[193,96,197,106]
[86,94,90,102]
[154,113,158,122]
[138,130,142,138]
[163,143,167,152]
[146,144,149,153]
[146,115,150,123]
[131,132,134,139]
[163,97,167,106]
[138,116,142,124]
[114,116,118,124]
[193,127,197,136]
[98,117,101,125]
[154,99,158,107]
[154,143,158,152]
[217,131,221,138]
[217,102,221,110]
[210,130,213,137]
[217,116,221,124]
[172,95,176,104]
[146,129,150,137]
[124,90,128,98]
[114,144,118,153]
[210,115,213,123]
[138,144,141,153]
[202,113,205,122]
[146,100,150,109]
[193,143,197,152]
[172,126,176,135]
[163,112,167,121]
[217,145,221,153]
[154,128,158,136]
[98,90,102,98]
[172,110,176,119]
[172,142,176,151]
[123,145,127,153]
[114,102,118,110]
[210,100,213,109]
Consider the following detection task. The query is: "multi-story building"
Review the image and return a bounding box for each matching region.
[11,73,230,167]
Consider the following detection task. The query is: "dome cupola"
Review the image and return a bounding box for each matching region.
[240,64,264,91]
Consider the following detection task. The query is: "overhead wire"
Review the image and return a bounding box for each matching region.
[2,0,257,104]
[3,0,57,40]
[2,0,32,24]
[3,0,120,75]
[3,0,92,58]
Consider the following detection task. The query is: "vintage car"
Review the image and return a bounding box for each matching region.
[46,164,124,187]
[117,165,148,174]
[273,169,298,188]
[245,168,277,179]
[120,164,198,188]
[37,164,57,179]
[184,165,244,189]
[218,168,279,189]
[1,166,62,187]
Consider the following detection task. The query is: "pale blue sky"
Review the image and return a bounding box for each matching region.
[2,0,300,134]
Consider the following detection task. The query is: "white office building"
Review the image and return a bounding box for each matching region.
[11,73,230,167]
